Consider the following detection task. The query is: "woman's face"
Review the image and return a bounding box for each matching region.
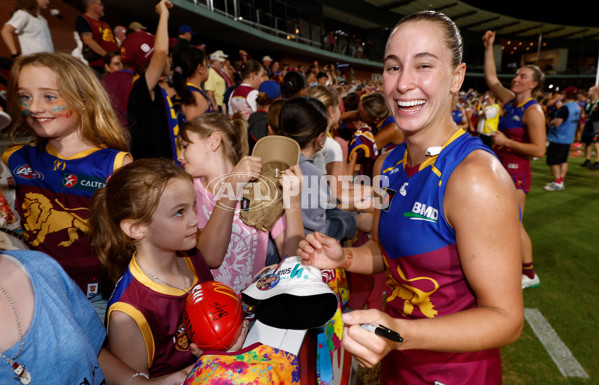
[510,67,537,96]
[383,20,465,134]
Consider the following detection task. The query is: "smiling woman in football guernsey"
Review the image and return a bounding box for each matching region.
[298,10,524,384]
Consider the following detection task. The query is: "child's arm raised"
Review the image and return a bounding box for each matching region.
[145,0,173,99]
[196,156,262,268]
[278,165,304,257]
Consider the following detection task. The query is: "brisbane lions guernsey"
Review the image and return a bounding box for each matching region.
[494,98,537,173]
[3,143,129,298]
[377,129,501,384]
[107,252,213,377]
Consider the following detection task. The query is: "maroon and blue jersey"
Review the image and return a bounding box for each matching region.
[494,98,537,173]
[451,106,465,125]
[377,129,501,384]
[372,113,399,152]
[107,252,213,377]
[348,127,378,177]
[3,144,129,297]
[177,82,214,126]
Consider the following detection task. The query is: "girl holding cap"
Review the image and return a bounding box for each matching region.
[177,113,304,293]
[298,11,523,384]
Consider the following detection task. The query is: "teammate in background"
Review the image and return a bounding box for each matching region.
[483,29,546,289]
[544,87,582,191]
[3,52,131,315]
[299,11,523,383]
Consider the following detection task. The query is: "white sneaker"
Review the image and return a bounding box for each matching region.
[522,274,540,289]
[544,182,564,191]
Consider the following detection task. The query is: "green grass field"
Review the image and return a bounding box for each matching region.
[502,148,599,385]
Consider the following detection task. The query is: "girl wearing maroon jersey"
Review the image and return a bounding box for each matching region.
[89,158,247,377]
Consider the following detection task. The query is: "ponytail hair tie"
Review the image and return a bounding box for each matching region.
[174,66,183,74]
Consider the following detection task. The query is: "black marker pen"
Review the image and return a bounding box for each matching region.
[361,323,404,343]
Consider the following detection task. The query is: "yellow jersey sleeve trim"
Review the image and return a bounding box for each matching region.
[112,151,131,171]
[350,144,371,158]
[107,302,155,369]
[2,144,25,165]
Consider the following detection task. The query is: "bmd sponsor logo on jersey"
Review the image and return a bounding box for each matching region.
[403,201,438,223]
[62,173,106,192]
[13,164,44,180]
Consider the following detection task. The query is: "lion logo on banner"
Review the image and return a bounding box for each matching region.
[22,192,89,247]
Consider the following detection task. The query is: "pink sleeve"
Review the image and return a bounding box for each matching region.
[269,214,286,239]
[194,178,211,228]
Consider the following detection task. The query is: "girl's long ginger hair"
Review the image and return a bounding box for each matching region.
[6,52,129,151]
[89,158,193,283]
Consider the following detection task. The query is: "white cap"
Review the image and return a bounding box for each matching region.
[210,50,229,62]
[241,256,338,330]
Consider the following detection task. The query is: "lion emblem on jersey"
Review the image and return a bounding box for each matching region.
[21,192,89,247]
[384,258,439,319]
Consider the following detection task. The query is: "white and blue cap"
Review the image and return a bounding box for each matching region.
[241,256,338,330]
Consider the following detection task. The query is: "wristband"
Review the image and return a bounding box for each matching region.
[126,372,149,385]
[342,248,354,270]
[11,52,20,59]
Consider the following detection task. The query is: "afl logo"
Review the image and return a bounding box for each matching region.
[14,164,43,180]
[63,174,78,188]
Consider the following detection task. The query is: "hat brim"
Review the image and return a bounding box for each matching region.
[252,293,338,330]
[252,136,300,168]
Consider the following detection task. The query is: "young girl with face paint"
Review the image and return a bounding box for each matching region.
[2,52,131,313]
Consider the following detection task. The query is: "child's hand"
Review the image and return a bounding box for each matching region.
[227,319,249,352]
[297,231,345,269]
[281,165,303,208]
[228,156,262,187]
[189,342,204,358]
